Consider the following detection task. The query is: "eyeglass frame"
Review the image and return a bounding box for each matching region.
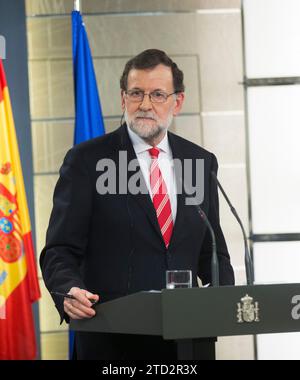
[124,88,180,104]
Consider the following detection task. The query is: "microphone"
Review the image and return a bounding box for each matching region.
[182,180,219,287]
[194,204,219,287]
[211,171,254,285]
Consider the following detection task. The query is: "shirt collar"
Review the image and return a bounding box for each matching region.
[127,125,170,155]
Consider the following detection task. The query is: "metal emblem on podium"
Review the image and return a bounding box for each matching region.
[237,294,260,323]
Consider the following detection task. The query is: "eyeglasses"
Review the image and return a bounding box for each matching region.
[125,89,178,104]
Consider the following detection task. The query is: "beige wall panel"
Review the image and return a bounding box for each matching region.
[104,118,122,133]
[39,279,68,332]
[174,56,201,114]
[227,240,248,282]
[34,174,59,277]
[26,0,74,16]
[82,0,240,13]
[93,58,126,117]
[216,334,254,360]
[50,61,74,118]
[196,12,244,111]
[218,166,249,233]
[85,14,198,58]
[202,113,246,165]
[49,18,72,58]
[27,18,50,60]
[29,60,74,119]
[170,115,202,146]
[217,166,249,271]
[84,0,241,13]
[41,331,68,360]
[28,61,51,119]
[190,0,241,9]
[26,0,241,16]
[32,121,74,173]
[27,17,71,60]
[31,122,49,173]
[234,265,248,286]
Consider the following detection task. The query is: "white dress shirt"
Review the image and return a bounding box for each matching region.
[127,126,177,222]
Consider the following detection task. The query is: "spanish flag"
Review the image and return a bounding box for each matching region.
[0,59,40,359]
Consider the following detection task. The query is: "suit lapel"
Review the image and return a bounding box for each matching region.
[167,132,188,250]
[117,124,164,242]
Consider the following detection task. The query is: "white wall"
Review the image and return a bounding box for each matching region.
[243,0,300,360]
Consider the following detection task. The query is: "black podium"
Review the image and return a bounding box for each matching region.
[70,283,300,359]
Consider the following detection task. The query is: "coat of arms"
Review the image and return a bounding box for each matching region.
[237,294,260,323]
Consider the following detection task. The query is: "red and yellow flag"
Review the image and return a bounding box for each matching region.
[0,59,40,359]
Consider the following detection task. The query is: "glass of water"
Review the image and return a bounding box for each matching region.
[166,270,192,289]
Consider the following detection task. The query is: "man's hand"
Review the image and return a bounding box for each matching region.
[63,287,99,320]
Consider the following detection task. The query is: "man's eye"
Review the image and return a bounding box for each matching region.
[152,91,165,99]
[130,90,143,97]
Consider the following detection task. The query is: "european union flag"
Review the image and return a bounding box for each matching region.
[69,10,105,359]
[72,10,105,144]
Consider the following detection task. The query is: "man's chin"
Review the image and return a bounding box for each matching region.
[134,119,157,129]
[130,123,161,139]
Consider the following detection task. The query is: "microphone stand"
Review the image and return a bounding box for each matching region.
[181,176,219,287]
[195,204,219,287]
[211,171,254,285]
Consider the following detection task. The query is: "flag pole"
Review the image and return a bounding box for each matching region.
[74,0,81,12]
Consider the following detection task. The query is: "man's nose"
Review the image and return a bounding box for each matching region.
[139,93,153,110]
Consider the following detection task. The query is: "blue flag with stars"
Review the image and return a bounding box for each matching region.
[72,10,105,144]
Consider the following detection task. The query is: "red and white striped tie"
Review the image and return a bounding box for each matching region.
[149,147,174,248]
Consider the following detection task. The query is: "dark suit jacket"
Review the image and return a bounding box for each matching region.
[40,123,234,359]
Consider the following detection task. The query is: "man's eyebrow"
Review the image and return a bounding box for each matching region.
[129,88,167,92]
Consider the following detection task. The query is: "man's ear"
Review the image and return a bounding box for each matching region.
[121,90,126,112]
[173,92,185,116]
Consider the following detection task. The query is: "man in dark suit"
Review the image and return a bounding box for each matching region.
[40,49,234,359]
